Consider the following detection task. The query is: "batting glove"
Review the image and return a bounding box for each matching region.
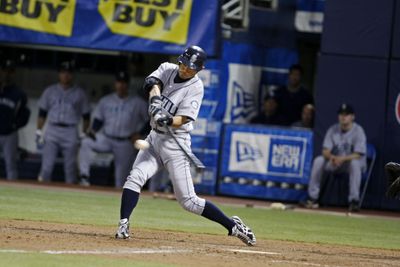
[148,95,162,117]
[155,113,173,127]
[35,129,45,150]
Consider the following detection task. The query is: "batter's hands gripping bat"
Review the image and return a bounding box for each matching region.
[385,162,400,198]
[165,126,205,171]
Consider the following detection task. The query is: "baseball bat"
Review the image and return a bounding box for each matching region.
[165,126,205,170]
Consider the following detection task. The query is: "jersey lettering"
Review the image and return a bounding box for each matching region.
[161,95,177,115]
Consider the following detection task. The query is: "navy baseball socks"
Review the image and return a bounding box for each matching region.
[116,189,139,239]
[116,191,256,245]
[201,201,256,246]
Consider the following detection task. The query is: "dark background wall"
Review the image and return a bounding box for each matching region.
[315,0,400,210]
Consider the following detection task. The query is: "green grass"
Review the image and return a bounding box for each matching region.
[0,184,399,251]
[0,253,175,267]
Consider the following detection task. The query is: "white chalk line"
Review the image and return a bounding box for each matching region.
[225,249,280,255]
[271,260,345,267]
[0,248,280,256]
[0,248,191,255]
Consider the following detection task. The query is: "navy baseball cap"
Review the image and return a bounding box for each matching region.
[59,61,74,72]
[115,71,130,83]
[337,103,355,114]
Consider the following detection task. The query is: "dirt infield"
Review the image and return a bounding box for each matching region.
[1,181,400,266]
[1,219,399,267]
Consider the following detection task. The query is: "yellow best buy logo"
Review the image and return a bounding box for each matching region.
[0,0,76,37]
[98,0,192,45]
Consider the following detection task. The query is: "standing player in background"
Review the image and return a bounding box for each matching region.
[36,61,91,184]
[0,60,30,180]
[275,64,314,125]
[115,46,256,246]
[78,71,148,187]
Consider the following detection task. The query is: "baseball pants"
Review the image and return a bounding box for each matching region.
[0,132,18,180]
[79,133,136,188]
[124,130,206,215]
[308,155,365,202]
[39,125,79,184]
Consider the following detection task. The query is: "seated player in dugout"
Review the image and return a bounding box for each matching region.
[36,61,91,184]
[78,71,148,188]
[300,103,367,212]
[115,46,256,246]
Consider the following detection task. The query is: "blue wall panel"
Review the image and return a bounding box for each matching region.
[314,54,388,209]
[392,0,400,58]
[321,0,394,58]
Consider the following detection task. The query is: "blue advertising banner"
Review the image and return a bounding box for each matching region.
[295,0,325,33]
[197,59,223,120]
[0,0,220,55]
[218,124,313,201]
[191,120,223,195]
[220,41,298,123]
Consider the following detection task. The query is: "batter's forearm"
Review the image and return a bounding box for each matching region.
[37,116,46,130]
[149,85,161,100]
[82,119,90,133]
[171,116,188,127]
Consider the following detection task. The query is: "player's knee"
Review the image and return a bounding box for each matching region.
[178,196,205,215]
[124,168,145,192]
[313,155,325,166]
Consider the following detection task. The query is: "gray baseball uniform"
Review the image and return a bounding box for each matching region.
[79,93,148,187]
[38,83,90,184]
[116,46,256,246]
[308,122,367,202]
[124,62,205,214]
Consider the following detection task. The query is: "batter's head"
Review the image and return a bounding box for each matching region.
[178,45,206,71]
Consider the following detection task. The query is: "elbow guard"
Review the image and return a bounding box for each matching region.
[143,76,163,93]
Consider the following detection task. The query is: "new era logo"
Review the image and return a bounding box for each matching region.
[228,132,269,174]
[236,141,263,162]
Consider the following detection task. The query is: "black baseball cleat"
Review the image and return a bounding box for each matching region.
[115,218,130,239]
[348,200,360,212]
[79,175,90,187]
[299,198,319,209]
[230,216,256,246]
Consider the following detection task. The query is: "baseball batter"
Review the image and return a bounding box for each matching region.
[36,61,91,184]
[0,60,30,180]
[115,46,256,246]
[78,71,148,187]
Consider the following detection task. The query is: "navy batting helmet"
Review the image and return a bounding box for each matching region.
[177,45,206,71]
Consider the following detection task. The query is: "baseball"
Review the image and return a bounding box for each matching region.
[134,139,150,150]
